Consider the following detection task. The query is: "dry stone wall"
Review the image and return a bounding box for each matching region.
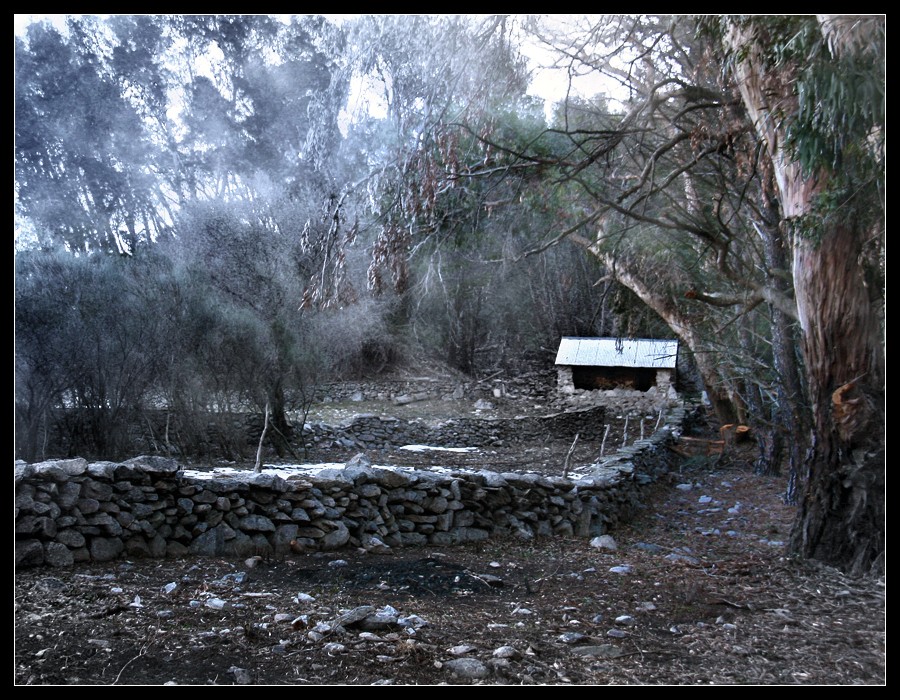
[15,407,686,569]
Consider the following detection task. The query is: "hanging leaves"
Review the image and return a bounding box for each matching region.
[368,222,411,296]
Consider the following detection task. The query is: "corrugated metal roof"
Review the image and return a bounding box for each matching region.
[554,337,678,369]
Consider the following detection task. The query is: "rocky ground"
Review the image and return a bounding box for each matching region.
[14,374,886,686]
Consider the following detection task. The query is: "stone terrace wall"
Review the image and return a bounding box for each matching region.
[301,404,609,451]
[15,407,686,569]
[106,402,609,459]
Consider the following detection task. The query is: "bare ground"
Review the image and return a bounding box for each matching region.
[14,384,886,686]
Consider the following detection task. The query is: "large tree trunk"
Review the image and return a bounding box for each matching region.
[727,19,885,575]
[788,224,884,574]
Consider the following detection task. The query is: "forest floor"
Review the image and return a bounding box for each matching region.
[14,373,886,686]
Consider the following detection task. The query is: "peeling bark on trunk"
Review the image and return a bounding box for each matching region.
[788,225,884,574]
[727,20,885,575]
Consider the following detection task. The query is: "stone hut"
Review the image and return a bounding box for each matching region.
[555,337,678,402]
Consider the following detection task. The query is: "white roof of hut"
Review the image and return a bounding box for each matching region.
[554,337,678,369]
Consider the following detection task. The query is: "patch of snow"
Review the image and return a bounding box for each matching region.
[180,464,347,480]
[176,441,592,482]
[398,445,478,453]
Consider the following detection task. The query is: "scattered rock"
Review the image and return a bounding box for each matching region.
[664,552,699,564]
[361,534,391,553]
[449,644,477,655]
[633,542,665,554]
[443,657,490,680]
[345,453,371,469]
[570,644,623,658]
[358,608,401,632]
[492,645,520,659]
[229,666,253,685]
[558,632,588,644]
[590,535,617,550]
[335,605,375,627]
[398,614,428,630]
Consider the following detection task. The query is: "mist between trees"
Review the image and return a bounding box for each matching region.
[15,15,883,576]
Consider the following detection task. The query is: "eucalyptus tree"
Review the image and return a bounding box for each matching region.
[15,17,166,252]
[148,14,348,205]
[499,14,883,575]
[473,15,814,489]
[335,15,599,371]
[167,195,342,457]
[717,15,885,575]
[16,14,357,459]
[15,249,82,461]
[15,14,350,231]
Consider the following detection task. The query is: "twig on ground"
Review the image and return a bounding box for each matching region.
[112,627,158,685]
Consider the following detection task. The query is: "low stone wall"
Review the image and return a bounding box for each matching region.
[15,407,686,569]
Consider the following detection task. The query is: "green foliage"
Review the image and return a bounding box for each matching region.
[742,17,885,243]
[715,16,884,181]
[787,50,884,179]
[787,169,883,247]
[15,21,160,250]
